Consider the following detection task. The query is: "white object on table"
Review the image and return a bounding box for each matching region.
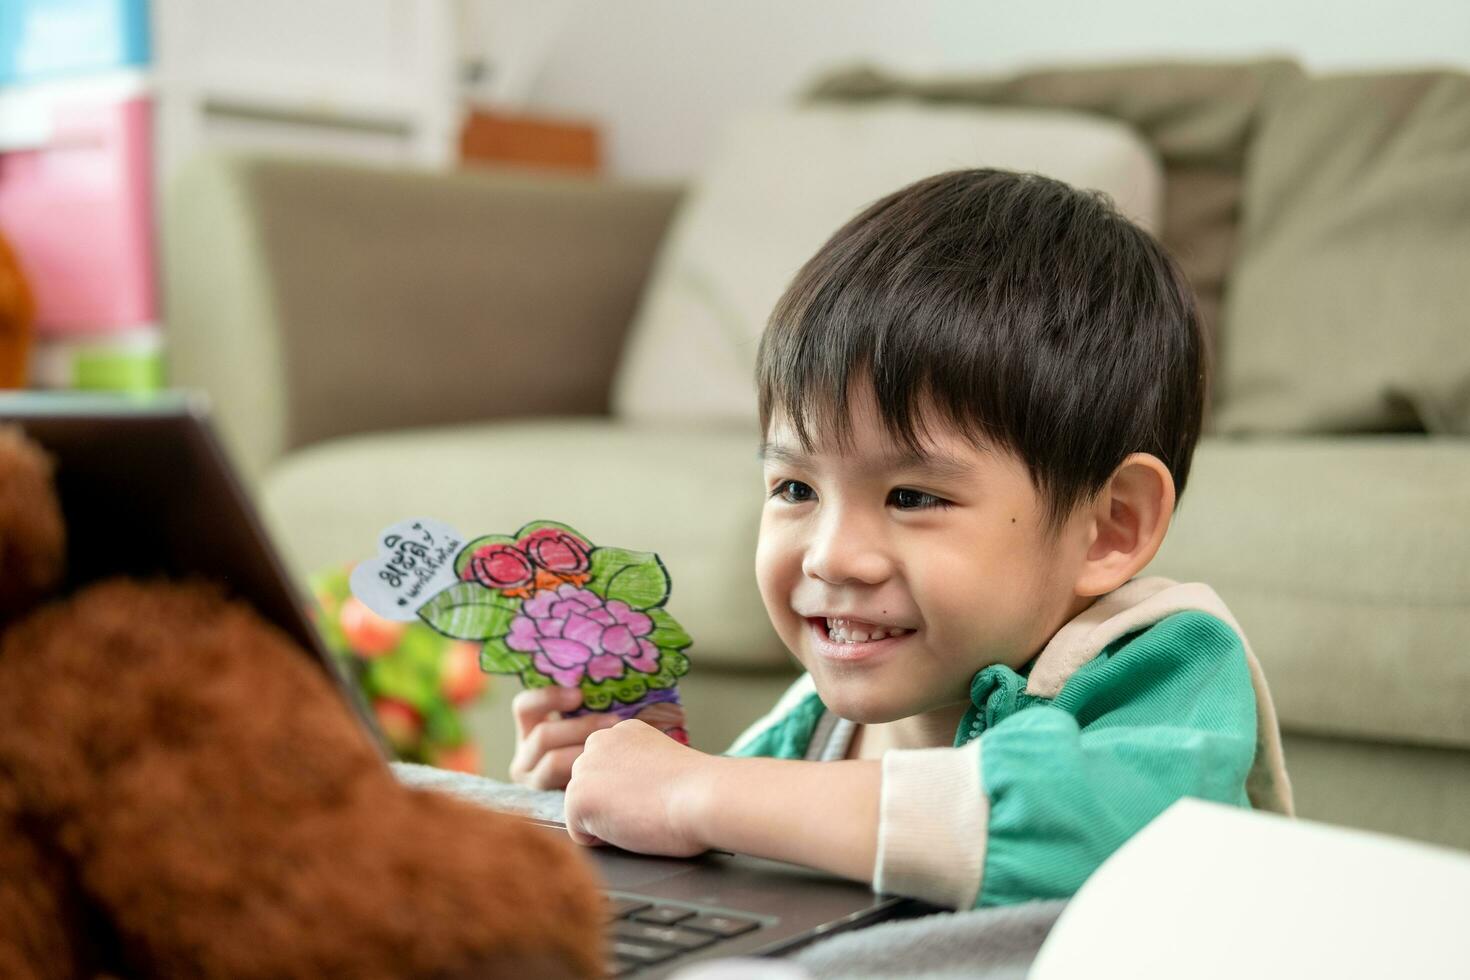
[1030,797,1470,980]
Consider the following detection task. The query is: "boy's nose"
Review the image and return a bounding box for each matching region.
[801,510,893,586]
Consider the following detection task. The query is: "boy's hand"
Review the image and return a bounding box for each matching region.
[563,719,711,857]
[508,687,620,789]
[565,724,882,885]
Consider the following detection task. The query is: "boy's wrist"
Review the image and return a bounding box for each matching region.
[669,751,727,853]
[667,754,881,881]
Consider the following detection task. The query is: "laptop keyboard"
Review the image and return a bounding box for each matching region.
[606,893,763,976]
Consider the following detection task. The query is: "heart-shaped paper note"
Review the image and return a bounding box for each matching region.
[349,518,465,622]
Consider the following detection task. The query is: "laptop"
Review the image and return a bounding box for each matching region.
[1,393,928,977]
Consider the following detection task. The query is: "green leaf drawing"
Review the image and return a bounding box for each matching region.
[646,607,692,651]
[453,534,519,578]
[642,650,690,691]
[606,673,653,704]
[581,667,647,708]
[577,670,651,709]
[587,547,670,610]
[418,582,519,640]
[480,637,531,675]
[580,681,615,711]
[662,649,691,679]
[519,668,555,691]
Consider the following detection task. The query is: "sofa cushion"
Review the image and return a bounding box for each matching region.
[261,419,793,672]
[1151,436,1470,750]
[166,156,681,483]
[612,103,1162,425]
[1215,71,1470,435]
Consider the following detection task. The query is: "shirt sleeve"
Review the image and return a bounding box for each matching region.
[874,611,1259,909]
[724,673,826,759]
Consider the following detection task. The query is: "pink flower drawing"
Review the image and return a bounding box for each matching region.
[505,583,659,686]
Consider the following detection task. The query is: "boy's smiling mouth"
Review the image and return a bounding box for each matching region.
[804,615,916,661]
[822,617,913,643]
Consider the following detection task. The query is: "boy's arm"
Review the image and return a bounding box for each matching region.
[874,610,1261,909]
[562,721,881,884]
[968,611,1259,907]
[566,611,1264,910]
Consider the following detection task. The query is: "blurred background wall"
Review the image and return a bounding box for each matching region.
[499,0,1470,178]
[144,0,1470,182]
[8,0,1467,409]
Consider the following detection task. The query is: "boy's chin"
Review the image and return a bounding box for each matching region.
[811,676,925,726]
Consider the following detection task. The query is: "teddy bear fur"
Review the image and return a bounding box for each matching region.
[0,427,606,978]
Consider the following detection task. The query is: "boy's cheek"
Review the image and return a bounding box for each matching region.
[753,541,800,631]
[777,621,815,675]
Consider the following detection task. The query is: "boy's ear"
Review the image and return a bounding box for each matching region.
[1073,453,1176,598]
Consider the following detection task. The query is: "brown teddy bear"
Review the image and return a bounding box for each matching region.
[0,426,606,978]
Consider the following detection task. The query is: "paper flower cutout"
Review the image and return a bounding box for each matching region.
[419,520,692,710]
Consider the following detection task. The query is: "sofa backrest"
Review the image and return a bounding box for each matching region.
[804,60,1470,438]
[612,102,1163,427]
[1213,69,1470,436]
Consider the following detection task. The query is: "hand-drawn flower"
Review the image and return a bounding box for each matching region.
[504,583,659,687]
[465,543,535,592]
[518,527,591,575]
[461,527,593,598]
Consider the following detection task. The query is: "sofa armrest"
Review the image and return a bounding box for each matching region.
[164,154,682,482]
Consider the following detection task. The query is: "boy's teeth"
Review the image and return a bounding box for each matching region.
[825,618,910,644]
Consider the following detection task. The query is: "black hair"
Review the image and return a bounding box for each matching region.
[756,168,1206,534]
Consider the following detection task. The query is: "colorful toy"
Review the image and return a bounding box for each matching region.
[310,563,490,770]
[352,519,692,743]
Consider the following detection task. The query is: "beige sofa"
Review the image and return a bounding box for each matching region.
[165,59,1470,852]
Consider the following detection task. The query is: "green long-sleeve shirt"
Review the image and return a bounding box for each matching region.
[728,578,1293,909]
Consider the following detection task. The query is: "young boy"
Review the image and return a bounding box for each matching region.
[510,169,1292,910]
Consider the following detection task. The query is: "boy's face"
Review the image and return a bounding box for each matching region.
[756,384,1093,724]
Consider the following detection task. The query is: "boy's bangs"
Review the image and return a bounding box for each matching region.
[758,295,1005,461]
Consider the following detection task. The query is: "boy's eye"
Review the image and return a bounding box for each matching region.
[770,479,816,504]
[888,487,949,510]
